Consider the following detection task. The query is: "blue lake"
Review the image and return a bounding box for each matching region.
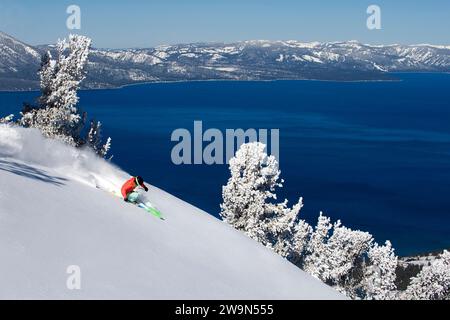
[1,73,450,256]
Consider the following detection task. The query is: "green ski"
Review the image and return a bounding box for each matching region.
[138,202,164,220]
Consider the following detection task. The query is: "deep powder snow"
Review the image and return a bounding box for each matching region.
[0,125,343,299]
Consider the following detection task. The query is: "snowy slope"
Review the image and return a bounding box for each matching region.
[0,125,343,299]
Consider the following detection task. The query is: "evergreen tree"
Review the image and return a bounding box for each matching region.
[0,114,14,124]
[323,222,373,291]
[38,50,56,108]
[404,250,450,300]
[19,35,111,157]
[303,213,333,278]
[220,142,303,257]
[87,120,112,158]
[363,241,398,300]
[289,218,313,266]
[20,35,91,145]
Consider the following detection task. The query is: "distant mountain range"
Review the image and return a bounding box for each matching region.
[1,31,449,91]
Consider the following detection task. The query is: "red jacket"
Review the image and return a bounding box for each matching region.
[121,177,146,199]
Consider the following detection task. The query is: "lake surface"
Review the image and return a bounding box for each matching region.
[1,73,450,256]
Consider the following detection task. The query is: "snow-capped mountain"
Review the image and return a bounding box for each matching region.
[0,31,41,90]
[0,124,344,299]
[1,31,449,90]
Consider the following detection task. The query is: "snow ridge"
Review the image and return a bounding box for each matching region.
[1,31,449,90]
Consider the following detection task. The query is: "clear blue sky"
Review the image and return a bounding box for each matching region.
[0,0,449,48]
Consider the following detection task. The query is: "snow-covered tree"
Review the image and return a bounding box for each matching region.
[303,213,333,278]
[220,142,279,234]
[403,250,450,300]
[220,142,303,258]
[87,120,112,158]
[38,50,56,107]
[289,219,313,265]
[363,241,398,300]
[19,35,111,157]
[20,34,91,146]
[44,35,91,112]
[0,114,14,124]
[324,222,373,290]
[288,212,373,298]
[268,199,305,258]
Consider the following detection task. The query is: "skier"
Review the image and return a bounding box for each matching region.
[121,176,149,202]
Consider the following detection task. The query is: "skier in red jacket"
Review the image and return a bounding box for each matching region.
[121,176,148,202]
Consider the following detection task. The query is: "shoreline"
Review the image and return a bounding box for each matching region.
[1,72,449,93]
[0,76,403,94]
[2,72,450,93]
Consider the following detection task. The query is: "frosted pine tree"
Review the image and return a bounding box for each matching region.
[303,213,333,278]
[289,218,313,266]
[0,114,14,124]
[220,142,303,258]
[403,250,450,300]
[101,137,112,159]
[19,35,111,157]
[363,241,398,300]
[20,35,91,145]
[303,214,375,297]
[322,222,373,291]
[87,120,112,158]
[269,199,304,258]
[38,51,56,107]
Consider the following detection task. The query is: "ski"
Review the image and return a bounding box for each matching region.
[138,202,164,220]
[108,190,164,220]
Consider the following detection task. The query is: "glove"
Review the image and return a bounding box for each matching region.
[144,186,149,192]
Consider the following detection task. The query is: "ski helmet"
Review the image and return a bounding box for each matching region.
[135,176,144,185]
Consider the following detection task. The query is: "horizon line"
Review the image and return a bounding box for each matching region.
[1,30,449,50]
